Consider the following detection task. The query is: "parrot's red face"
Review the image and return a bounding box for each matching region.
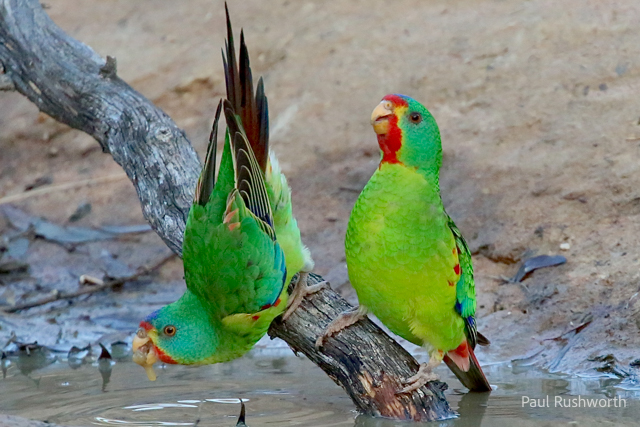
[132,298,223,381]
[370,94,440,171]
[370,94,409,165]
[132,318,179,381]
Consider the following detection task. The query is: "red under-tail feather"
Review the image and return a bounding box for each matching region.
[443,342,491,392]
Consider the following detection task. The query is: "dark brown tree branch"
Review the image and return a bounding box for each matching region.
[0,0,456,421]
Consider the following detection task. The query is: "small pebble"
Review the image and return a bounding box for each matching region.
[560,242,571,251]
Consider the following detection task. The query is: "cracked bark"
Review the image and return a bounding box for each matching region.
[0,0,456,421]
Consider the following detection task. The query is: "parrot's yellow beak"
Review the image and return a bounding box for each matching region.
[371,100,394,135]
[132,327,158,381]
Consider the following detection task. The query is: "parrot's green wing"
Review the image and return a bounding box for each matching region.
[224,101,275,239]
[221,10,313,277]
[183,99,286,319]
[133,9,293,371]
[448,215,481,348]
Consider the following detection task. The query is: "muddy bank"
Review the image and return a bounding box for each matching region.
[1,0,640,380]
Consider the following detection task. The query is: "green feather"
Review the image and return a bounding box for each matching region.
[448,215,479,347]
[137,9,313,368]
[140,92,286,367]
[221,12,313,277]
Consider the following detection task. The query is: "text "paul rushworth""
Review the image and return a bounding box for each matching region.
[522,395,627,408]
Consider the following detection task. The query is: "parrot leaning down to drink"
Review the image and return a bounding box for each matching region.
[132,10,319,380]
[317,94,491,393]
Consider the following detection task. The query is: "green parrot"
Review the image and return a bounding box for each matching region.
[132,98,288,380]
[132,10,317,380]
[317,94,491,393]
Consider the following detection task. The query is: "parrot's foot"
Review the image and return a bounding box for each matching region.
[398,362,439,394]
[281,272,329,321]
[315,305,368,349]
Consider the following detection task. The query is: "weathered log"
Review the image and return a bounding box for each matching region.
[271,274,454,420]
[0,0,199,255]
[0,0,456,421]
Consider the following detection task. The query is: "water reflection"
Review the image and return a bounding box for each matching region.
[111,341,131,361]
[98,343,114,392]
[125,403,201,412]
[14,342,56,378]
[68,345,92,370]
[1,351,9,378]
[95,417,195,426]
[1,351,640,426]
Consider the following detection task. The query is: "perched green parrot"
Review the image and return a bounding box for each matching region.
[317,94,491,393]
[132,10,316,380]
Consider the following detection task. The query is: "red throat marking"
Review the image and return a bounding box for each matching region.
[454,264,461,275]
[377,95,408,167]
[154,345,177,364]
[378,113,403,166]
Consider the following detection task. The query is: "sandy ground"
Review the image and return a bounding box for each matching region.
[1,0,640,376]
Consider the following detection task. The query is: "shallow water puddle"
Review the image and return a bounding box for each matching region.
[1,347,639,426]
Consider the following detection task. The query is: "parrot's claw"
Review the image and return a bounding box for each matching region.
[315,305,368,349]
[397,363,439,394]
[282,273,328,321]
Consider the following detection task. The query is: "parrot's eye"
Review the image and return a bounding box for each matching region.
[409,112,422,124]
[163,325,176,336]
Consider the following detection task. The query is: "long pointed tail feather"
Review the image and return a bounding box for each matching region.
[194,100,223,206]
[223,101,276,240]
[443,345,491,392]
[223,5,269,173]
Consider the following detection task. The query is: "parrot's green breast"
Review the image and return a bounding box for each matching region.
[346,163,466,352]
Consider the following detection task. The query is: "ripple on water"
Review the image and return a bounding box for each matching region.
[2,352,640,426]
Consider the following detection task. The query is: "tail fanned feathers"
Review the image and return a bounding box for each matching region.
[221,3,313,278]
[222,4,269,173]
